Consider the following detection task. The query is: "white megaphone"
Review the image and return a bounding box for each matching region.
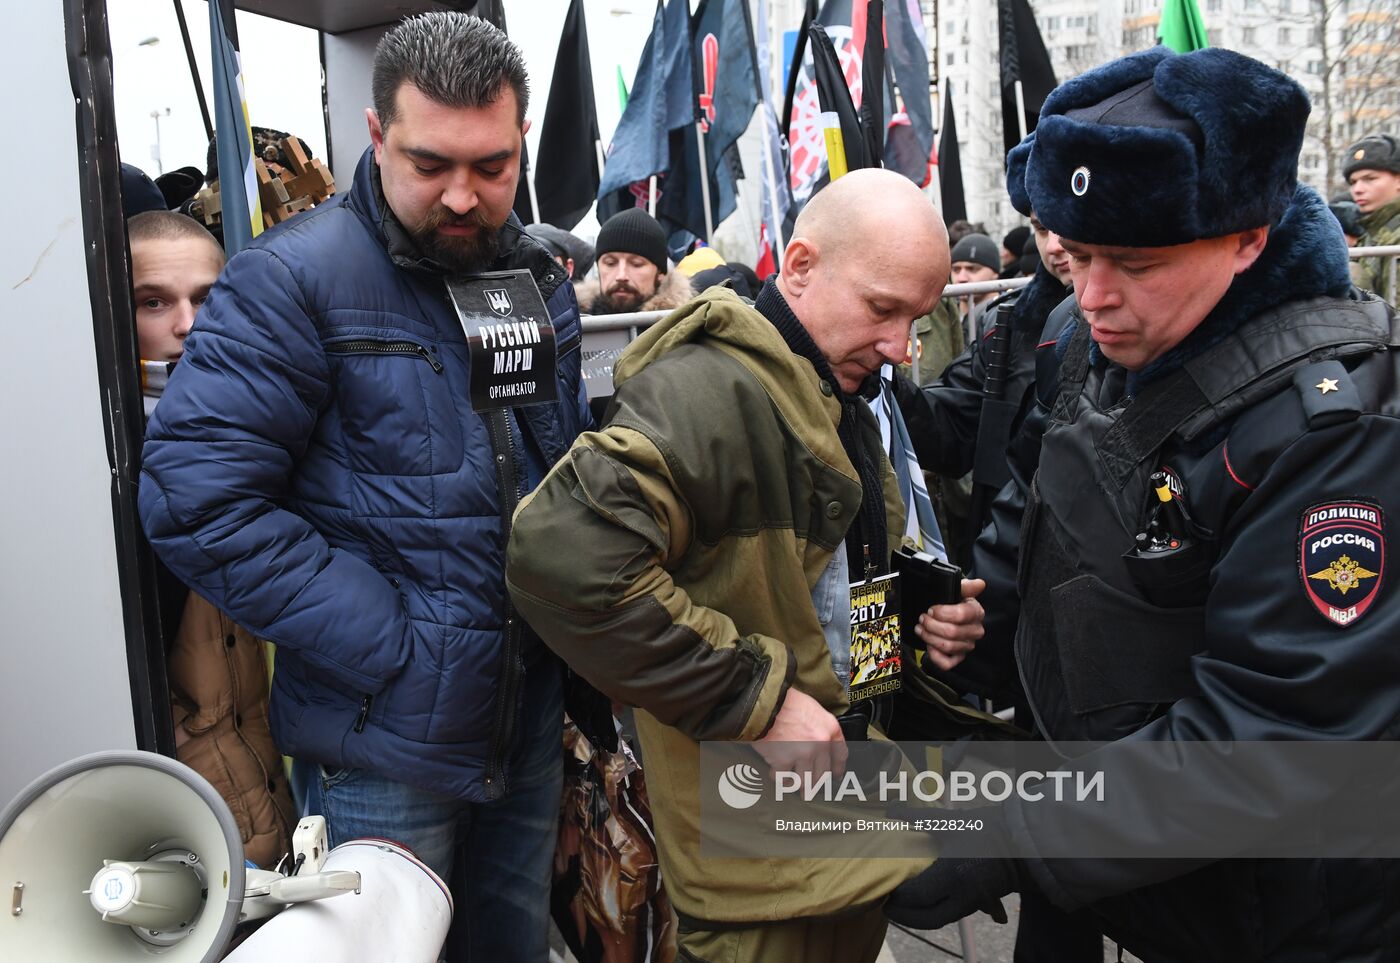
[0,750,452,962]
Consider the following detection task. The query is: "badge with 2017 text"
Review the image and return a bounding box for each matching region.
[1299,500,1385,628]
[849,573,902,701]
[445,270,559,412]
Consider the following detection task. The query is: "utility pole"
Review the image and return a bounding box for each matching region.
[149,107,170,175]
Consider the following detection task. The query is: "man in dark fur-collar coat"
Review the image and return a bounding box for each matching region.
[576,208,693,314]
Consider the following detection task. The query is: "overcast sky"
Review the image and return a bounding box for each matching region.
[109,0,657,204]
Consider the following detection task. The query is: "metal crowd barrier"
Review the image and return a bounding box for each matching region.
[578,249,1400,399]
[578,276,1034,399]
[1353,244,1400,303]
[579,276,1033,335]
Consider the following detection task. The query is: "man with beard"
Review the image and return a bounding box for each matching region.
[138,14,590,961]
[576,208,693,314]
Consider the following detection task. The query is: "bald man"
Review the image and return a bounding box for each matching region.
[508,170,985,962]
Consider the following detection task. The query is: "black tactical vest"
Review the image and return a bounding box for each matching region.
[1016,294,1395,748]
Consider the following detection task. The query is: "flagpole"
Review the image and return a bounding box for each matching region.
[930,82,943,208]
[759,110,786,248]
[929,0,944,212]
[593,137,608,224]
[1014,79,1028,142]
[695,121,715,241]
[648,174,657,217]
[736,177,759,261]
[754,0,784,249]
[526,165,541,224]
[173,0,213,140]
[769,0,782,116]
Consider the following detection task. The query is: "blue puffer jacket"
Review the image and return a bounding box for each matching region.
[139,149,591,801]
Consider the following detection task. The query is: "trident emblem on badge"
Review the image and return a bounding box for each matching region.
[485,289,512,317]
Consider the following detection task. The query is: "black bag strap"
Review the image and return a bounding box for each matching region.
[1049,319,1094,426]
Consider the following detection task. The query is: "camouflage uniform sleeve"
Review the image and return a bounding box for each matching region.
[1359,211,1400,305]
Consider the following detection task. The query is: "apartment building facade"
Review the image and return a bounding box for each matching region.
[935,0,1398,236]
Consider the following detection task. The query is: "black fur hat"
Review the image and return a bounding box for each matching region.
[1005,133,1035,217]
[1026,47,1309,247]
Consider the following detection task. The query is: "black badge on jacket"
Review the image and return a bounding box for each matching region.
[447,270,560,412]
[1299,500,1385,628]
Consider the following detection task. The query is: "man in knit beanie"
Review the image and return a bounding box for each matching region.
[948,232,1004,339]
[577,208,693,314]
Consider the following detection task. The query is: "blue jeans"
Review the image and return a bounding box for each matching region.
[298,660,564,962]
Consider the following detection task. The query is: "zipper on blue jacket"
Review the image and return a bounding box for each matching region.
[482,410,526,801]
[354,695,372,733]
[325,339,444,373]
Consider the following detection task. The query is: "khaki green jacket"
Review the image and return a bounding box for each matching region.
[507,288,925,924]
[1357,197,1400,305]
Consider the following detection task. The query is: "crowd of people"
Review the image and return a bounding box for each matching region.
[120,11,1400,963]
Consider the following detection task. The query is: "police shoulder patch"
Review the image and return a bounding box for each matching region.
[1299,499,1385,628]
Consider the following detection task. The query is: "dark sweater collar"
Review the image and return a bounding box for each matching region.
[754,280,881,401]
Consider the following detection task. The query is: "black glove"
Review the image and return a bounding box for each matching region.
[562,665,618,753]
[884,856,1020,929]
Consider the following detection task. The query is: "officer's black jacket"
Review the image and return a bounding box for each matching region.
[975,187,1400,960]
[895,263,1072,487]
[894,265,1072,697]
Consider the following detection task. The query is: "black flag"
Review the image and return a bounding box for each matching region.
[858,0,885,170]
[512,141,535,224]
[809,23,870,173]
[938,87,966,223]
[997,0,1057,156]
[531,0,601,229]
[781,0,819,149]
[656,0,759,240]
[463,0,508,31]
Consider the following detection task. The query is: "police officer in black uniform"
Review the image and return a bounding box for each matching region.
[896,135,1080,689]
[887,46,1400,960]
[894,137,1105,963]
[896,135,1071,565]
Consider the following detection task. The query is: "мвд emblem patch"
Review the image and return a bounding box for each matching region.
[1299,500,1385,627]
